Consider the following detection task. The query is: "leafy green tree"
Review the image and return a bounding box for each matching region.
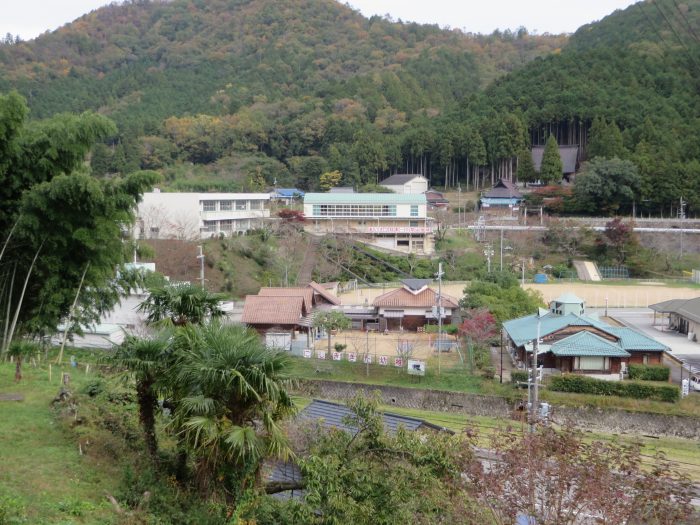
[313,310,350,353]
[319,170,343,191]
[539,134,562,184]
[171,323,295,500]
[109,335,170,459]
[352,128,387,184]
[460,276,544,323]
[516,148,537,183]
[0,92,158,353]
[588,117,626,159]
[573,157,641,215]
[248,393,483,524]
[138,283,224,327]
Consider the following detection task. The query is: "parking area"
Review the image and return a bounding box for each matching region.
[604,308,700,385]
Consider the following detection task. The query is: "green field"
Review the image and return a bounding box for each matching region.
[0,360,119,524]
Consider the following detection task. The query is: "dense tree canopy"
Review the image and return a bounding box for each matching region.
[0,91,157,352]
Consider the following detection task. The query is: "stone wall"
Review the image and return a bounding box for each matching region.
[295,379,700,439]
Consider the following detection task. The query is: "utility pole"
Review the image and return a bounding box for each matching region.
[679,197,686,257]
[484,244,494,273]
[521,259,525,285]
[197,245,205,289]
[529,318,541,433]
[499,228,504,272]
[457,184,462,228]
[436,262,444,376]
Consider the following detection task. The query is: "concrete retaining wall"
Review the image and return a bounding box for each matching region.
[295,379,700,439]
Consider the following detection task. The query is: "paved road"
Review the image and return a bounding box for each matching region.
[461,224,700,234]
[600,308,700,384]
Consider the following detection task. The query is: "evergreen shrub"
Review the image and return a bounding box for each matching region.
[548,374,679,402]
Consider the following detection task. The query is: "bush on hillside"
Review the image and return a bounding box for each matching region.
[511,371,529,385]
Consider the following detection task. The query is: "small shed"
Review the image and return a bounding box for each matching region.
[380,174,429,195]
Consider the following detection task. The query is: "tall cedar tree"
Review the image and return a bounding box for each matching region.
[516,148,537,183]
[588,117,626,159]
[539,134,563,184]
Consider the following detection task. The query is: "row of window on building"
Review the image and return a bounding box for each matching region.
[311,204,417,217]
[202,219,264,233]
[201,200,265,212]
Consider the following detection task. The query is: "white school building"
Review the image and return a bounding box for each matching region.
[136,190,271,240]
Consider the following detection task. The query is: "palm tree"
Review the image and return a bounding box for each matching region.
[138,283,225,327]
[170,322,296,498]
[109,335,170,460]
[8,340,38,382]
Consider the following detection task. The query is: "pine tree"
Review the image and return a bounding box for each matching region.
[516,148,536,183]
[539,134,562,184]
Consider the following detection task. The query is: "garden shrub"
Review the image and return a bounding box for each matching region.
[511,371,529,384]
[548,374,679,402]
[628,364,670,382]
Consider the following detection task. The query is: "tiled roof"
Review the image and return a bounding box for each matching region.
[483,178,523,199]
[258,287,313,311]
[503,311,668,354]
[373,286,459,309]
[503,313,616,346]
[532,145,579,174]
[606,327,668,352]
[380,174,426,185]
[304,192,426,205]
[549,331,630,357]
[299,399,449,434]
[402,278,431,291]
[241,296,305,325]
[308,281,341,306]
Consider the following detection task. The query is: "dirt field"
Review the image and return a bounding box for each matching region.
[524,283,699,308]
[312,330,462,364]
[338,282,699,308]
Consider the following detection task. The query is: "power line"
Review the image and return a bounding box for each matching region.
[670,0,700,44]
[652,0,700,70]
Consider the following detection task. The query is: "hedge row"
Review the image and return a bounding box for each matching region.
[628,364,670,381]
[511,371,529,384]
[548,374,679,403]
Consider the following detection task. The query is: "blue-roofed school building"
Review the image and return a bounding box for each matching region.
[303,192,435,254]
[503,294,668,377]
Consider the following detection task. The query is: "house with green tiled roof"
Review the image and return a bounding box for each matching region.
[504,294,668,376]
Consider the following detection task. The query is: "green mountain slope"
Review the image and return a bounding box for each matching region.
[0,0,563,126]
[479,0,700,211]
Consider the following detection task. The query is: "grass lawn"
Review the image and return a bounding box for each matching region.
[288,355,514,397]
[0,359,119,524]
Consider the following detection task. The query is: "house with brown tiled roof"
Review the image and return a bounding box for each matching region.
[372,279,459,331]
[242,282,342,347]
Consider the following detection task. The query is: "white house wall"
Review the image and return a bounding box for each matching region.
[137,191,271,240]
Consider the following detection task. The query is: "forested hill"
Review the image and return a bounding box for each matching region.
[478,0,700,212]
[0,0,563,125]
